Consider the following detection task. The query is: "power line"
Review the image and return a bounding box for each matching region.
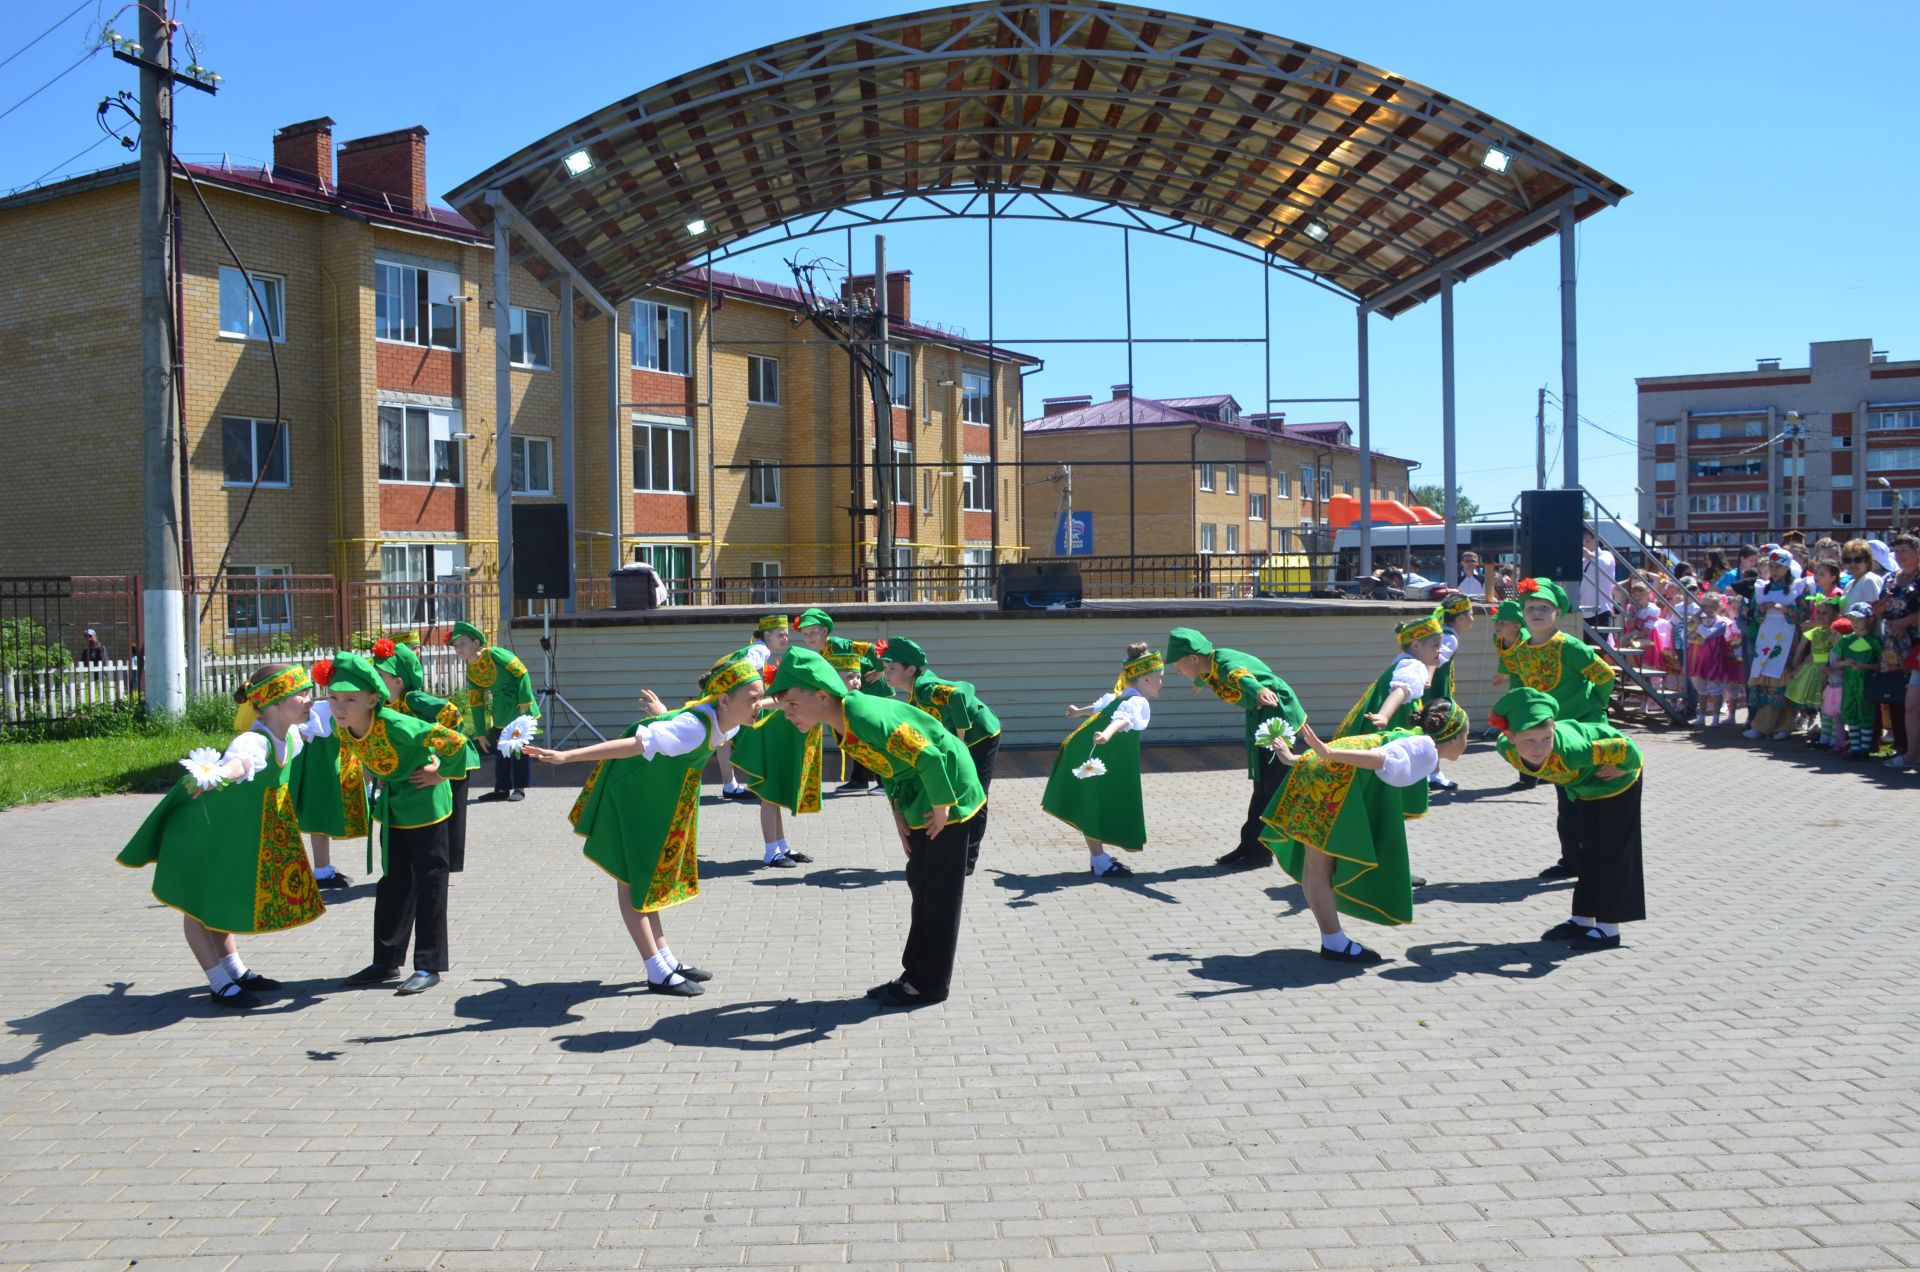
[0,44,99,125]
[0,0,89,74]
[13,130,114,191]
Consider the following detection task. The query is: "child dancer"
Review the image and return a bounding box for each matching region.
[1834,605,1883,759]
[1334,609,1445,820]
[1506,578,1616,878]
[1687,591,1742,728]
[291,664,366,892]
[447,620,539,801]
[721,615,823,869]
[1261,701,1473,963]
[1165,627,1308,872]
[327,653,469,996]
[880,637,1002,875]
[789,607,892,792]
[1041,643,1164,878]
[715,614,789,800]
[524,654,764,997]
[373,638,481,871]
[116,663,328,1006]
[1490,686,1645,951]
[1424,594,1475,791]
[772,647,984,1010]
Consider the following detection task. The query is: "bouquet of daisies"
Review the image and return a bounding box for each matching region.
[497,715,541,756]
[1071,756,1107,780]
[1253,716,1299,752]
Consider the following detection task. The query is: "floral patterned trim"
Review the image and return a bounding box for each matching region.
[1202,655,1244,706]
[252,784,322,931]
[340,717,401,777]
[247,666,312,712]
[839,731,896,779]
[424,722,468,759]
[638,767,704,912]
[1590,737,1631,767]
[1509,635,1568,693]
[1580,658,1617,686]
[1266,732,1378,853]
[338,751,369,838]
[886,723,933,766]
[467,650,499,689]
[568,760,605,830]
[925,683,956,710]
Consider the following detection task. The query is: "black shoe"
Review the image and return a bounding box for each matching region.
[722,786,757,801]
[781,850,814,864]
[1319,940,1384,965]
[237,972,282,992]
[878,982,947,1009]
[1537,861,1576,879]
[1566,929,1621,951]
[315,872,353,891]
[476,790,510,803]
[673,965,713,983]
[1540,919,1587,941]
[507,790,527,802]
[866,979,900,1000]
[395,971,440,995]
[1427,774,1457,791]
[1097,859,1135,878]
[210,983,253,1009]
[344,963,400,986]
[1224,849,1272,871]
[1512,774,1540,790]
[835,780,872,794]
[763,854,798,869]
[647,977,704,997]
[1214,846,1247,866]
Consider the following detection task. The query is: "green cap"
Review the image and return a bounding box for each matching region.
[883,636,929,668]
[1166,627,1214,663]
[794,607,834,633]
[1495,597,1524,624]
[323,651,390,703]
[367,637,425,694]
[1515,578,1571,614]
[1490,686,1556,734]
[769,646,850,699]
[448,620,487,644]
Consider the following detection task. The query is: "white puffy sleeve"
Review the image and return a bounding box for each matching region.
[220,732,272,782]
[1437,631,1459,666]
[297,699,336,741]
[1375,734,1438,788]
[634,711,715,759]
[1111,694,1152,733]
[1389,657,1430,698]
[746,644,772,671]
[1088,692,1117,712]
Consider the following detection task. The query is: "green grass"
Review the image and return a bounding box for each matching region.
[0,729,231,811]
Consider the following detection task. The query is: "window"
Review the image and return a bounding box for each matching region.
[961,548,992,601]
[631,300,690,375]
[379,544,467,629]
[1300,464,1315,497]
[961,458,991,511]
[378,405,462,485]
[509,436,552,495]
[1868,488,1913,510]
[508,307,551,369]
[1656,496,1675,518]
[1866,447,1920,472]
[1225,524,1240,553]
[1687,493,1769,513]
[1321,470,1333,501]
[226,565,291,633]
[1654,461,1676,482]
[962,370,991,425]
[1198,462,1215,491]
[1341,480,1355,496]
[1653,422,1676,445]
[747,355,780,405]
[1224,465,1238,494]
[890,444,913,506]
[1833,433,1853,449]
[375,260,459,350]
[922,470,933,513]
[632,544,693,604]
[1838,513,1854,526]
[1692,458,1766,478]
[1833,475,1854,489]
[1780,455,1805,478]
[1867,408,1920,432]
[749,561,782,604]
[1692,418,1766,441]
[218,267,284,342]
[1199,523,1217,554]
[1248,492,1267,521]
[920,376,931,423]
[1273,470,1290,499]
[888,348,912,408]
[749,460,781,507]
[632,418,693,493]
[221,417,289,488]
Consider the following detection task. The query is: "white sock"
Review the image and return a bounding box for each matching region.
[644,952,683,986]
[1090,852,1114,875]
[205,965,235,992]
[658,946,682,970]
[313,864,336,879]
[1571,915,1595,928]
[1588,922,1620,937]
[218,953,248,982]
[763,840,788,864]
[1321,929,1352,952]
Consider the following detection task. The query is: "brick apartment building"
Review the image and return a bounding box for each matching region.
[1637,338,1920,544]
[1020,387,1418,558]
[0,117,1028,638]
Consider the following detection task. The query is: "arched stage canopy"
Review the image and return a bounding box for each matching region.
[447,0,1627,318]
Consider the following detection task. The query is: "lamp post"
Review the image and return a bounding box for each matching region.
[1783,411,1804,534]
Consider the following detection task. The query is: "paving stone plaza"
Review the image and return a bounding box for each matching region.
[3,733,1917,1271]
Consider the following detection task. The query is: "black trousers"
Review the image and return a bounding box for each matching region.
[373,819,452,972]
[1554,784,1579,869]
[1570,780,1647,925]
[1235,748,1290,858]
[901,819,970,998]
[445,776,469,873]
[490,728,532,794]
[963,733,998,873]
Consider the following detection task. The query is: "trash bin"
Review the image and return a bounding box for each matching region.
[609,563,662,611]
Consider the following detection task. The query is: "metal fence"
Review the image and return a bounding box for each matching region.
[0,576,142,725]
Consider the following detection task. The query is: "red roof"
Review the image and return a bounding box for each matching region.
[1024,392,1414,464]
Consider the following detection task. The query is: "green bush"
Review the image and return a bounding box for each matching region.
[3,693,237,742]
[0,617,75,672]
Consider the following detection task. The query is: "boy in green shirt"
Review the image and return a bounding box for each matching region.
[881,637,1002,875]
[448,620,538,801]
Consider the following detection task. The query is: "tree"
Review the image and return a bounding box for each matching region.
[1411,483,1479,521]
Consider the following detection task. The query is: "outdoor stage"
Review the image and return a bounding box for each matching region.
[519,598,1505,748]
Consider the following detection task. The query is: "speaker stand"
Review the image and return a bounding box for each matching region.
[534,600,604,748]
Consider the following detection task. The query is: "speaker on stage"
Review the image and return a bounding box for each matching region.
[999,560,1082,610]
[511,504,572,600]
[1519,488,1585,583]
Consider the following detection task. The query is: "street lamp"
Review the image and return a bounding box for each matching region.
[1876,476,1908,535]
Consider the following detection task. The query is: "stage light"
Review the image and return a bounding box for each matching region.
[562,149,593,178]
[1303,218,1330,242]
[1482,146,1512,174]
[685,218,708,236]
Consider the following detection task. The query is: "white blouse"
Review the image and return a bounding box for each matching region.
[1375,734,1440,789]
[1389,655,1430,699]
[634,704,738,759]
[1088,689,1153,733]
[220,698,336,776]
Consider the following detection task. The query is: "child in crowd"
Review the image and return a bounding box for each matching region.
[1834,605,1883,759]
[1687,591,1741,729]
[1785,594,1841,743]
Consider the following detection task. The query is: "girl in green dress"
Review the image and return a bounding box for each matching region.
[116,663,329,1007]
[1041,643,1164,878]
[724,616,824,868]
[524,655,765,997]
[1333,610,1448,821]
[1261,701,1472,964]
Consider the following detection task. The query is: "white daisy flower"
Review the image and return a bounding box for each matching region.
[497,715,541,756]
[1254,717,1298,751]
[180,748,226,791]
[1071,757,1107,780]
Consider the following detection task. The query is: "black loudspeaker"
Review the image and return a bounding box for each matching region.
[999,560,1083,610]
[511,504,572,600]
[1520,488,1585,582]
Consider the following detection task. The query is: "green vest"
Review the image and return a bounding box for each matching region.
[910,670,1001,740]
[464,644,538,733]
[1496,720,1641,801]
[839,694,985,830]
[398,689,480,777]
[1199,648,1306,778]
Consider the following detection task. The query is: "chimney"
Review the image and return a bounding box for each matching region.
[273,117,334,187]
[1756,357,1782,371]
[1043,395,1093,417]
[1872,349,1890,364]
[337,126,429,212]
[1110,383,1131,401]
[841,270,912,323]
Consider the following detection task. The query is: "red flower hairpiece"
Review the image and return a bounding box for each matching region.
[371,637,396,659]
[760,662,778,687]
[1487,711,1509,733]
[789,615,802,630]
[1516,578,1540,596]
[872,638,889,657]
[311,657,334,685]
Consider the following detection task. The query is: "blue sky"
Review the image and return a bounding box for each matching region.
[5,0,1916,518]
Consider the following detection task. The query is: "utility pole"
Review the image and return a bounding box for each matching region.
[870,235,894,599]
[138,4,185,717]
[1535,386,1547,489]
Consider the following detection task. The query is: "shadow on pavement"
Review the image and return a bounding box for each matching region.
[1377,939,1578,983]
[1150,948,1373,998]
[348,977,648,1046]
[560,995,880,1053]
[987,862,1221,908]
[1415,874,1572,906]
[1261,882,1311,918]
[752,865,905,890]
[4,977,327,1074]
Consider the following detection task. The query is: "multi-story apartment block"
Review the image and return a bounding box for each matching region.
[1020,387,1417,558]
[0,117,1027,635]
[1636,338,1920,543]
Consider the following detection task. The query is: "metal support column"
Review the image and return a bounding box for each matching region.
[987,194,1000,567]
[1440,274,1458,586]
[1356,307,1373,577]
[559,276,576,612]
[491,206,514,634]
[872,234,893,598]
[607,306,621,583]
[1124,229,1136,560]
[1559,202,1580,490]
[1262,267,1274,558]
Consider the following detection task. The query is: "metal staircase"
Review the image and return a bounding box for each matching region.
[1576,489,1695,726]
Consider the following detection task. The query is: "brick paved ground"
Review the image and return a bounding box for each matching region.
[3,732,1917,1271]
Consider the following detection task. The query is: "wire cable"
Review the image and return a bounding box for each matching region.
[0,0,90,73]
[13,131,114,190]
[0,44,100,125]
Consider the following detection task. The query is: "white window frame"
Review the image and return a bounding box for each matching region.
[631,543,694,605]
[378,543,468,629]
[1249,492,1267,522]
[888,348,912,408]
[1653,422,1676,445]
[920,376,931,423]
[509,307,551,370]
[749,561,782,604]
[1867,408,1920,433]
[225,565,292,634]
[509,436,553,496]
[1655,496,1676,518]
[961,370,991,425]
[221,416,290,489]
[1654,461,1676,482]
[1320,470,1333,501]
[747,354,780,405]
[632,416,694,494]
[630,300,691,375]
[375,259,460,350]
[1866,447,1920,473]
[1832,475,1854,489]
[1224,464,1238,494]
[1199,523,1217,554]
[218,266,284,342]
[1198,462,1215,491]
[1833,433,1853,449]
[922,469,933,513]
[890,443,913,506]
[377,403,463,486]
[960,456,991,511]
[1226,523,1240,553]
[749,459,781,507]
[1273,470,1291,499]
[960,548,993,601]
